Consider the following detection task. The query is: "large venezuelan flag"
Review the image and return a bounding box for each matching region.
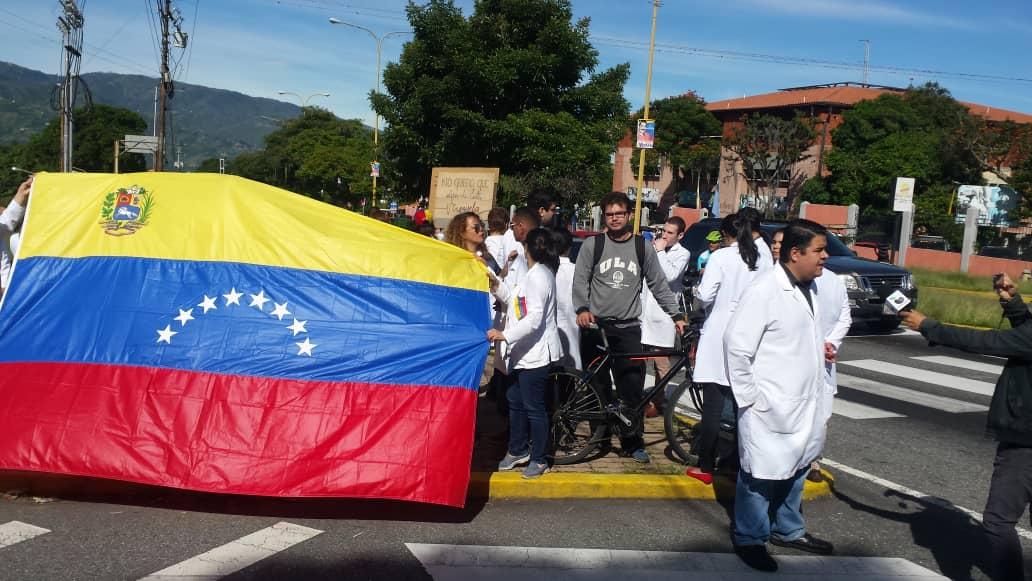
[0,173,490,507]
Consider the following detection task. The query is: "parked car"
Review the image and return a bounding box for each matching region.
[912,235,950,252]
[978,245,1018,259]
[681,218,918,332]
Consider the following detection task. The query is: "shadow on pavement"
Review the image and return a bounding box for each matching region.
[831,486,991,580]
[0,471,488,523]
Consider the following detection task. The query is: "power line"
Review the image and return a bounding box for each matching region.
[591,36,1032,85]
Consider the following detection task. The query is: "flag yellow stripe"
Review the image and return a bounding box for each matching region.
[20,173,487,293]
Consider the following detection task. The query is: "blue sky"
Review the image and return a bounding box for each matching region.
[2,0,1031,127]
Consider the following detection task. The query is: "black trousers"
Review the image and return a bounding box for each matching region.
[984,442,1032,581]
[580,320,646,452]
[695,382,734,473]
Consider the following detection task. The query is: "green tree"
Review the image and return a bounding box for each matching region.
[628,93,721,198]
[0,143,27,202]
[723,112,816,218]
[219,108,374,207]
[824,83,983,225]
[372,0,630,207]
[20,104,148,173]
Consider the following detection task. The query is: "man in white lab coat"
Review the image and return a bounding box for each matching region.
[724,219,834,572]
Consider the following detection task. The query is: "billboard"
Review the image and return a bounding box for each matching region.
[636,119,655,149]
[954,185,1020,227]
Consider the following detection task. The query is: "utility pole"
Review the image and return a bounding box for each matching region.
[56,0,84,173]
[153,0,187,171]
[155,0,172,171]
[860,39,870,86]
[633,0,661,233]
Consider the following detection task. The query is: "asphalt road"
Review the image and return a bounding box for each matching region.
[0,327,1024,580]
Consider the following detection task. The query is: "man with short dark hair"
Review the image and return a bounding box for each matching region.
[573,192,686,463]
[641,216,691,389]
[502,207,541,288]
[724,219,834,572]
[527,188,558,229]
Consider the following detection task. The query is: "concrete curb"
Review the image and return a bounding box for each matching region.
[468,470,834,500]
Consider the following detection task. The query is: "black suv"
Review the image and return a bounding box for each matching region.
[682,218,918,332]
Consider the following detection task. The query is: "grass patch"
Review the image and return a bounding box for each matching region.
[912,268,1032,294]
[918,287,1010,329]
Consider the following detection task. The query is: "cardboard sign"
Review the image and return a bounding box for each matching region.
[428,167,500,228]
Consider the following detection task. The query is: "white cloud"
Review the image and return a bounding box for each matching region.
[741,0,973,29]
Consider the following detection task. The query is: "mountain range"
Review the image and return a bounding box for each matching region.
[0,61,302,169]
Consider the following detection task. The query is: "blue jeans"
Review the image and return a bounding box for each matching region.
[733,466,808,546]
[507,365,550,464]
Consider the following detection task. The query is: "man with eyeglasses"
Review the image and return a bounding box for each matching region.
[501,189,555,288]
[573,192,687,463]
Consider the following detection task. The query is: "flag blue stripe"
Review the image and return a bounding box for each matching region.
[0,256,490,389]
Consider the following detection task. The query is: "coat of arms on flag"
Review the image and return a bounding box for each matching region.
[98,184,154,236]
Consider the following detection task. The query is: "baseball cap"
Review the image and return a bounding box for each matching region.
[705,230,722,242]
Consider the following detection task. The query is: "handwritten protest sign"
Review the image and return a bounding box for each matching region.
[428,167,500,228]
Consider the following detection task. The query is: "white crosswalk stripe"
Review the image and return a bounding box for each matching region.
[838,359,996,397]
[836,372,989,414]
[138,521,323,580]
[832,398,904,420]
[407,543,947,580]
[910,355,1004,375]
[0,521,50,549]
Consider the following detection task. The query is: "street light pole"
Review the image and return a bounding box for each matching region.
[633,0,661,233]
[276,91,331,113]
[329,17,411,210]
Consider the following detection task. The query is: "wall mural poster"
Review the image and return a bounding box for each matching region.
[954,185,1021,227]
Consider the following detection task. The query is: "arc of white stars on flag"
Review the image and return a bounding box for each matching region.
[155,287,314,356]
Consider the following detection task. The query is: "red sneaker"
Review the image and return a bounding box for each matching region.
[684,468,713,485]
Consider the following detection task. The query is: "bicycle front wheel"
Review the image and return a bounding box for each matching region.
[664,380,700,465]
[548,369,608,465]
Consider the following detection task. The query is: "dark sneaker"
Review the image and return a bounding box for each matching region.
[631,448,651,464]
[497,452,530,471]
[734,544,777,572]
[521,461,549,479]
[770,533,834,555]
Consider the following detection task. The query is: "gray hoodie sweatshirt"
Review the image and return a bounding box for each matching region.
[572,234,683,322]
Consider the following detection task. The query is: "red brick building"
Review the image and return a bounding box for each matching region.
[612,82,1032,217]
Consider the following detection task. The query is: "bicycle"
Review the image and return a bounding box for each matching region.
[547,312,706,465]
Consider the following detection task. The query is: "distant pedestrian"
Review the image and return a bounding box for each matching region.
[902,274,1032,581]
[490,228,562,479]
[724,219,835,572]
[485,207,510,269]
[413,205,427,226]
[551,227,580,370]
[696,230,722,274]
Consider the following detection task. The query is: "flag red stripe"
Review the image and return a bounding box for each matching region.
[0,362,477,506]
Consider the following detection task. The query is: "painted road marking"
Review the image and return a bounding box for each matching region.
[407,543,946,579]
[832,398,905,420]
[0,521,50,549]
[839,359,996,397]
[910,355,1004,376]
[836,372,989,414]
[138,521,323,580]
[823,458,1032,543]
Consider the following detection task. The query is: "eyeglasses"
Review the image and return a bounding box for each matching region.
[604,211,629,218]
[470,223,484,233]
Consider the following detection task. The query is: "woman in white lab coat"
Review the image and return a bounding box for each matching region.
[488,228,562,480]
[687,212,772,483]
[552,227,580,370]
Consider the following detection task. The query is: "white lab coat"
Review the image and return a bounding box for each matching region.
[815,269,852,416]
[492,263,562,371]
[724,266,829,480]
[501,228,528,288]
[0,200,25,291]
[555,256,581,369]
[640,243,690,348]
[692,244,772,385]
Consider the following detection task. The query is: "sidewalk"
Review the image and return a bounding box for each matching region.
[467,392,834,501]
